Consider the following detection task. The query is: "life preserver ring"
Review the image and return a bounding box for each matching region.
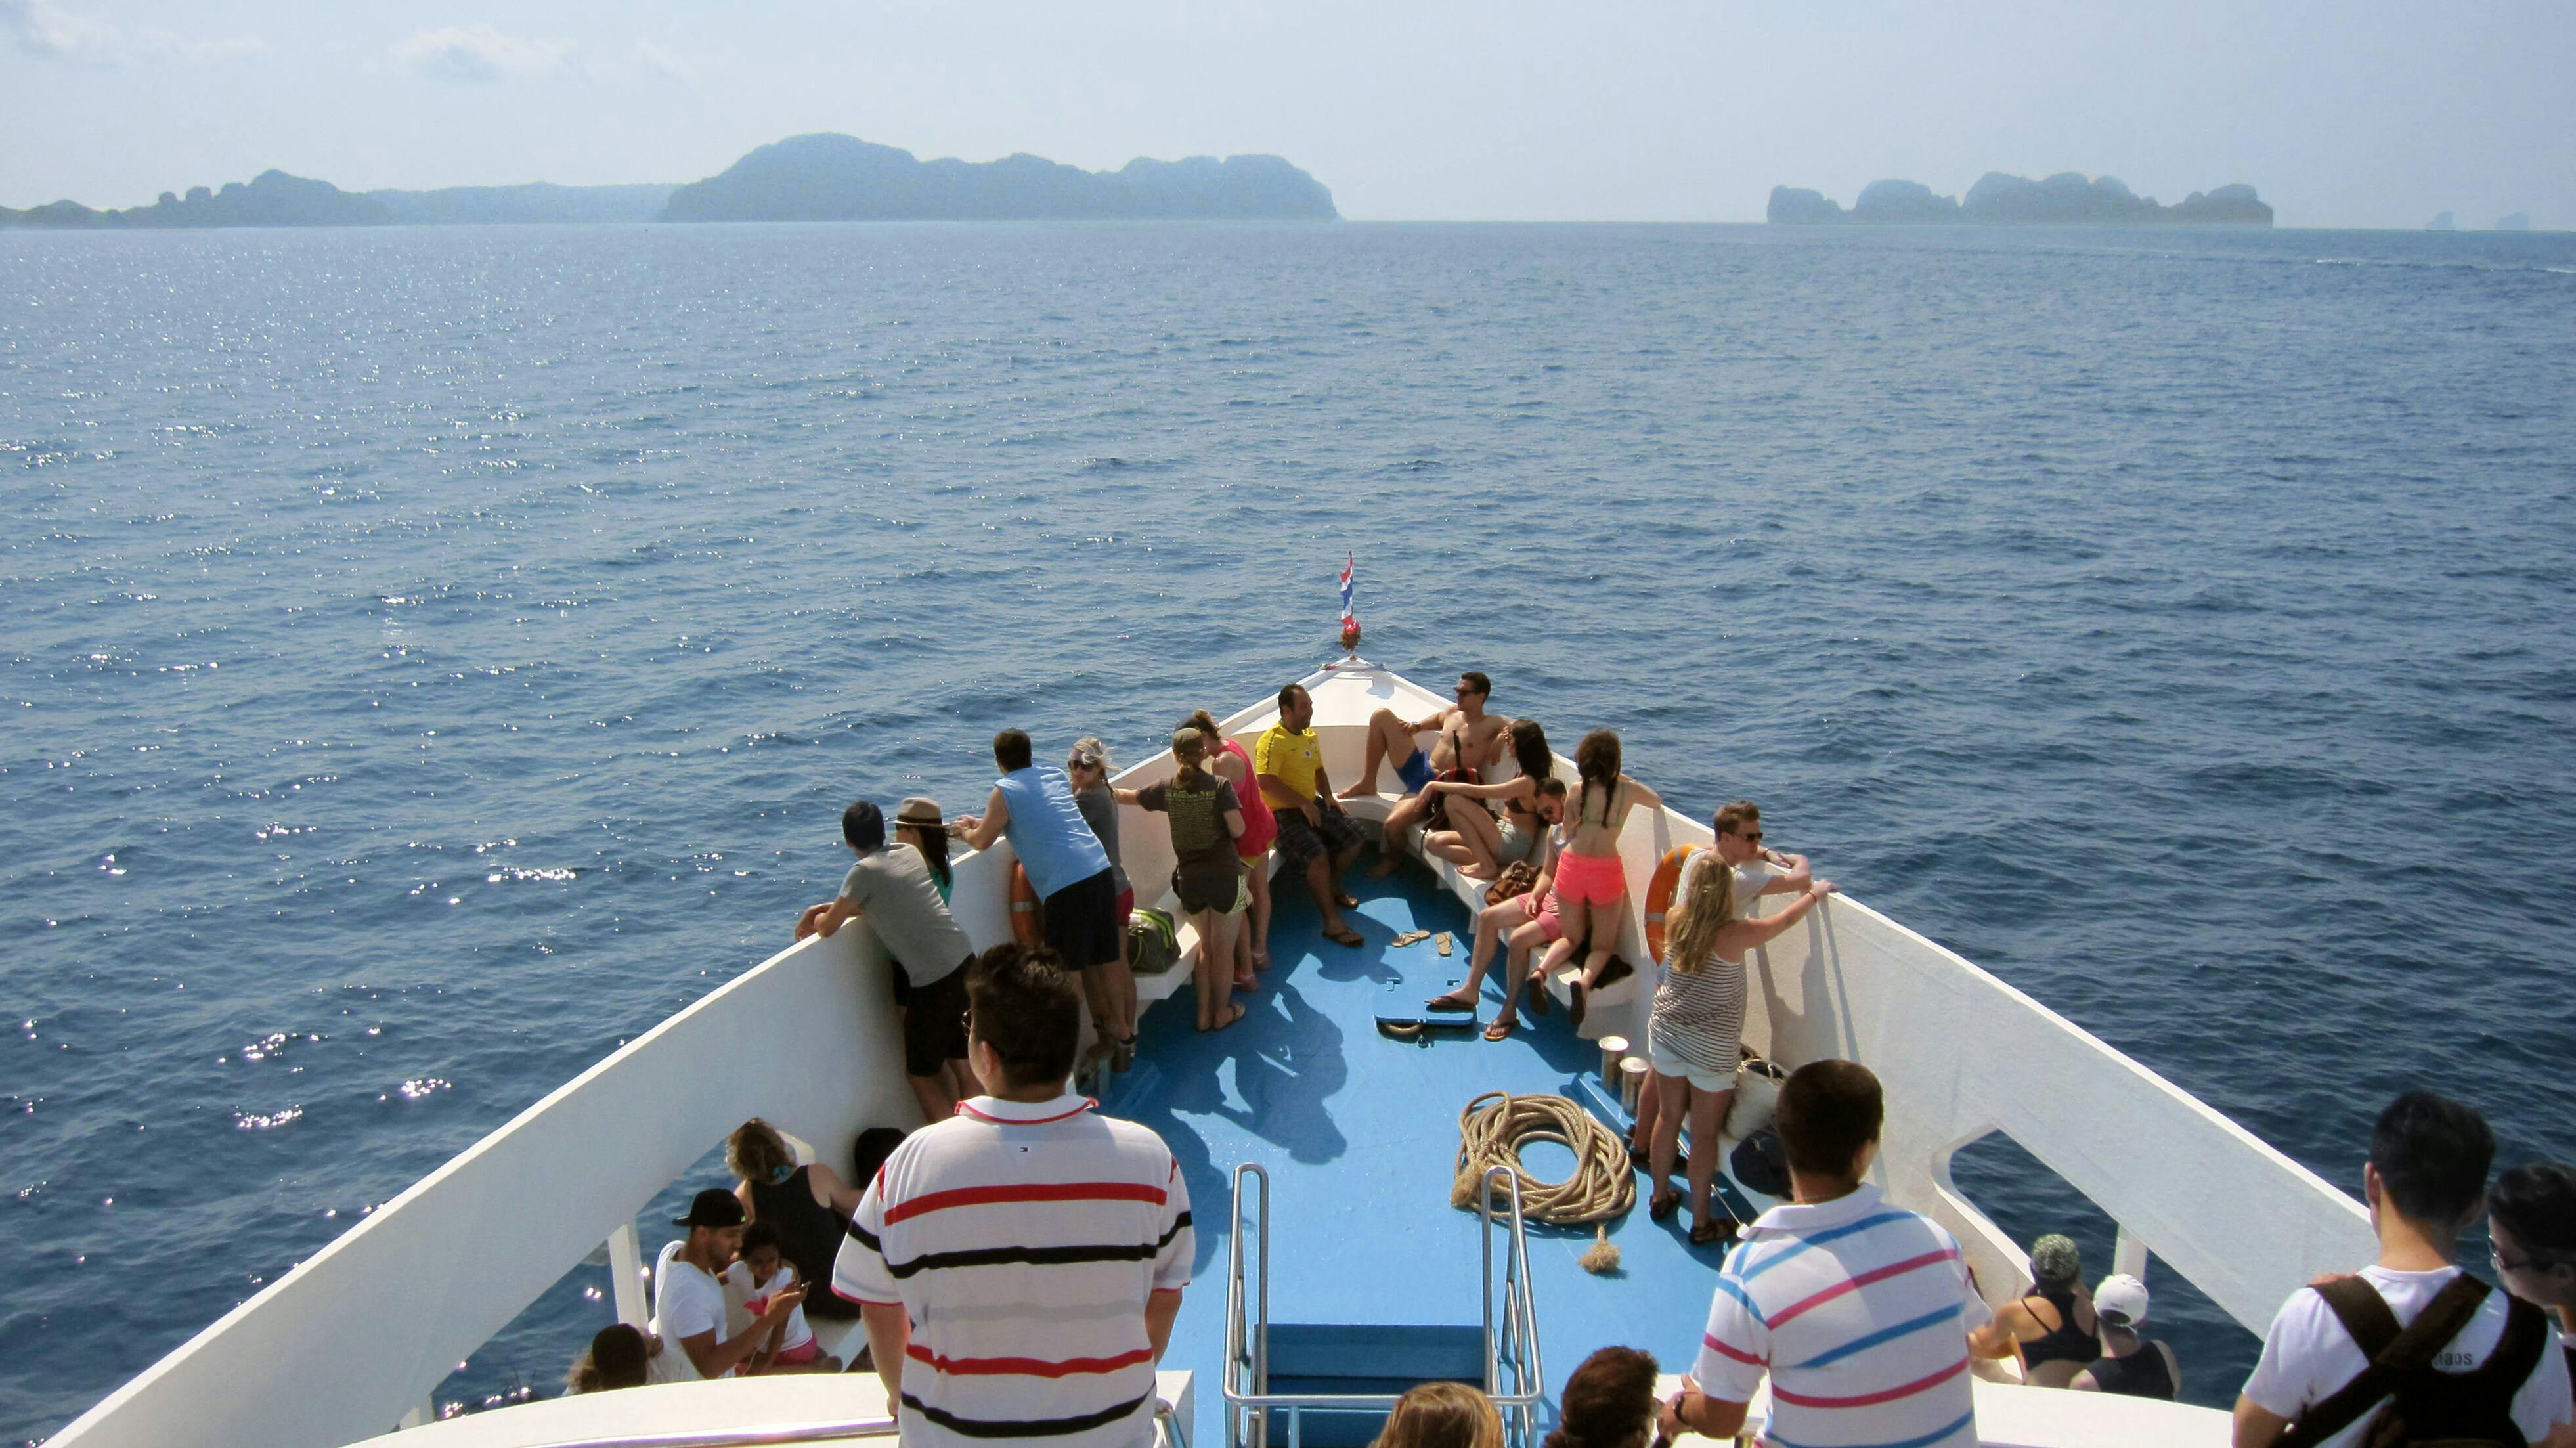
[1008,862,1043,947]
[1642,845,1703,962]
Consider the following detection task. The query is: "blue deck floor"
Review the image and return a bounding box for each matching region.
[1099,853,1727,1443]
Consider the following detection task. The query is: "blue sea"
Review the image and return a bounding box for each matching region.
[4,219,2573,1439]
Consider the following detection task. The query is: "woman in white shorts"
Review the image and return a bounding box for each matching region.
[1646,852,1837,1246]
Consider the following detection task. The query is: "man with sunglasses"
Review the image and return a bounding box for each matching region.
[1709,800,1810,900]
[1340,670,1508,804]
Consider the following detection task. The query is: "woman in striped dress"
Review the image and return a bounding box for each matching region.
[1645,852,1837,1244]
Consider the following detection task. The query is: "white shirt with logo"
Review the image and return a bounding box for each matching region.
[2241,1264,2573,1448]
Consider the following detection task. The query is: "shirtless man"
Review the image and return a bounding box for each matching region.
[1343,672,1511,876]
[1340,672,1509,801]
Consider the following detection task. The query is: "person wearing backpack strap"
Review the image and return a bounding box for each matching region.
[2233,1091,2576,1448]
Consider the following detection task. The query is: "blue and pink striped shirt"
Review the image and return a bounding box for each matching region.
[1693,1183,1990,1448]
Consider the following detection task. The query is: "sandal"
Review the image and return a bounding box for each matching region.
[1425,990,1477,1013]
[1234,971,1259,991]
[1524,968,1550,1017]
[1336,891,1360,909]
[1568,982,1587,1031]
[1216,1002,1249,1030]
[1690,1216,1739,1247]
[1649,1188,1683,1223]
[1482,1017,1516,1042]
[1389,929,1432,948]
[1323,925,1364,948]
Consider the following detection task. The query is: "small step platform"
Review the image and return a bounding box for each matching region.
[1258,1323,1486,1448]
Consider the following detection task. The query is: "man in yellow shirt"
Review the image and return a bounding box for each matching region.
[1255,684,1365,948]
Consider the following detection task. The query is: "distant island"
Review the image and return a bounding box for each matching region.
[0,134,1337,229]
[1768,173,2272,227]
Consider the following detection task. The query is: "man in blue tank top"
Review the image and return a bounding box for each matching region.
[953,730,1132,1057]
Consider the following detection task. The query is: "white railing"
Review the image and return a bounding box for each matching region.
[51,840,1028,1448]
[51,661,2368,1447]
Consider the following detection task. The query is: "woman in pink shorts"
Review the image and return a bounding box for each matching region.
[1542,729,1660,1030]
[1435,822,1570,1041]
[1196,709,1276,982]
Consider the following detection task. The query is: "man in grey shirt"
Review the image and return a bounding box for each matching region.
[798,800,978,1122]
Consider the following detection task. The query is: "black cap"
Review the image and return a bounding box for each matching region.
[674,1187,747,1229]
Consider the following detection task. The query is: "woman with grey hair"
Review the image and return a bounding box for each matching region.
[1990,1233,2101,1386]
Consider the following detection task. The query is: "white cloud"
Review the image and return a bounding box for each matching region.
[393,24,580,83]
[3,0,263,62]
[3,0,120,56]
[629,38,693,82]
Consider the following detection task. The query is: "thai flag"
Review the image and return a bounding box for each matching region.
[1338,554,1355,626]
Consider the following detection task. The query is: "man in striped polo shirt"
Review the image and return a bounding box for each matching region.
[836,944,1191,1448]
[1660,1061,2015,1448]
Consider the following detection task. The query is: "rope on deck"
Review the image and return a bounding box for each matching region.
[1452,1089,1636,1275]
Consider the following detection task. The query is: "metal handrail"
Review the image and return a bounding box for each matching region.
[1226,1162,1544,1448]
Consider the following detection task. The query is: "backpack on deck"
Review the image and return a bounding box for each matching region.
[1127,906,1180,976]
[2277,1273,2551,1448]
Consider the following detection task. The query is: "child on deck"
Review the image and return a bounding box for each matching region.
[726,1221,839,1374]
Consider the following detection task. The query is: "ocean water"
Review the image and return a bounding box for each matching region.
[4,219,2573,1438]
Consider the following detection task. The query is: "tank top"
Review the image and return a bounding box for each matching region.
[2084,1342,2177,1400]
[748,1167,855,1319]
[1221,739,1274,835]
[2020,1289,2101,1369]
[992,766,1112,898]
[1074,783,1131,895]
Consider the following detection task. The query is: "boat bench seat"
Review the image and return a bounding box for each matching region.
[1338,793,1641,1038]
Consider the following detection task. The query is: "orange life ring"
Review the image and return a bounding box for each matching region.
[1008,862,1043,947]
[1642,845,1703,962]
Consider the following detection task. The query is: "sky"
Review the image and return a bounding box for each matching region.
[3,0,2569,229]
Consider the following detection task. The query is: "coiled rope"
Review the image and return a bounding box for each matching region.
[1451,1089,1636,1274]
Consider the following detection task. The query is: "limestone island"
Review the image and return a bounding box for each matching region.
[0,134,1338,229]
[1768,173,2273,227]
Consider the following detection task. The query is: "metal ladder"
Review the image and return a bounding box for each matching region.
[1221,1162,1544,1448]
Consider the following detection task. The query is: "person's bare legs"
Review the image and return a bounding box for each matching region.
[1431,894,1530,1009]
[1442,804,1506,879]
[1100,954,1137,1043]
[1306,852,1355,938]
[1205,910,1245,1028]
[1243,854,1273,967]
[906,1068,957,1125]
[1338,709,1419,799]
[1629,1061,1662,1156]
[1566,893,1626,1029]
[1685,1084,1737,1233]
[1486,920,1563,1034]
[1368,789,1437,877]
[1648,1072,1689,1207]
[1192,908,1225,1030]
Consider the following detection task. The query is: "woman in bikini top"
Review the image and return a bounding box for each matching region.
[1539,730,1662,1030]
[1420,718,1561,879]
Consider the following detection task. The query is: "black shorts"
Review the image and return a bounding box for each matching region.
[896,958,972,1078]
[1043,868,1123,971]
[1273,795,1363,869]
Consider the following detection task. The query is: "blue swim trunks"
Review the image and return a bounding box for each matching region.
[1396,751,1435,795]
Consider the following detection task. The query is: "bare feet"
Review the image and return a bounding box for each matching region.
[1336,779,1375,801]
[1366,854,1403,879]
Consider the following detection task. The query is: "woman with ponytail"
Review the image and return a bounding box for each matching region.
[1542,729,1661,1030]
[1194,708,1276,983]
[1645,802,1833,1244]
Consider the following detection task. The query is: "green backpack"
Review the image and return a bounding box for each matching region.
[1128,906,1181,976]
